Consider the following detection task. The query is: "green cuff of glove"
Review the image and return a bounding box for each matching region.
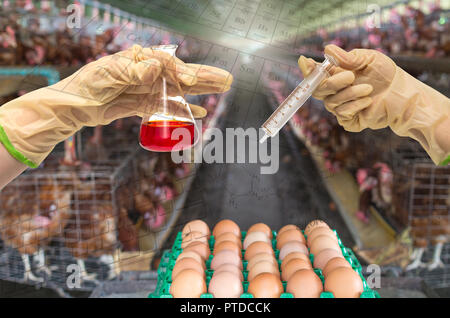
[0,125,38,168]
[440,155,450,166]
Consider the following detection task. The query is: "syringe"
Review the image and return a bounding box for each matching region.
[259,55,338,143]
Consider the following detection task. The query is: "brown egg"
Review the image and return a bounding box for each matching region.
[248,273,283,298]
[281,252,311,272]
[286,269,323,298]
[276,229,306,249]
[211,250,243,270]
[213,240,242,257]
[278,224,301,237]
[247,223,272,239]
[281,258,312,281]
[213,219,241,239]
[313,248,343,270]
[248,260,280,281]
[323,257,352,279]
[208,271,243,298]
[183,241,211,261]
[214,263,244,281]
[172,257,205,280]
[304,220,330,236]
[243,231,271,250]
[170,269,207,298]
[215,232,242,248]
[182,219,210,237]
[306,227,338,247]
[279,241,309,260]
[310,235,341,256]
[176,251,205,269]
[244,241,274,261]
[324,267,364,298]
[247,253,278,272]
[181,231,209,249]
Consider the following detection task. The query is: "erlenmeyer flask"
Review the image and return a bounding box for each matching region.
[139,45,199,152]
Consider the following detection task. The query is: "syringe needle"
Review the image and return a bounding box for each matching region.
[259,133,269,144]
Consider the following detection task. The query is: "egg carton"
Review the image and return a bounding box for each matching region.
[149,230,380,298]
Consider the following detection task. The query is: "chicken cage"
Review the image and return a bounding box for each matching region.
[392,144,450,289]
[0,123,196,295]
[0,145,142,292]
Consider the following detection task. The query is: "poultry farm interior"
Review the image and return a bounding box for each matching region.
[0,114,200,292]
[0,0,449,298]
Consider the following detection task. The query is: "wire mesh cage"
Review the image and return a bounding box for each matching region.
[0,146,140,292]
[392,143,450,288]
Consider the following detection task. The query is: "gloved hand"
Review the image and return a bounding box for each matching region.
[298,44,450,165]
[0,44,233,168]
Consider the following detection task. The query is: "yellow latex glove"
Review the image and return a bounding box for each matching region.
[0,45,233,168]
[298,44,450,165]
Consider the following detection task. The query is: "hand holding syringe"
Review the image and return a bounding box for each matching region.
[260,55,338,143]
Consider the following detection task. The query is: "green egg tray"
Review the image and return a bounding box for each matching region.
[149,229,380,298]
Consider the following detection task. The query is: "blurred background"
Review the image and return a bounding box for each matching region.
[0,0,448,298]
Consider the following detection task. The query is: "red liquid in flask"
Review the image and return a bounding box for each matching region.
[139,120,195,152]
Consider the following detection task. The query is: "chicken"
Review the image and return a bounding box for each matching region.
[73,34,94,64]
[429,234,448,270]
[406,166,449,271]
[372,162,393,209]
[134,191,156,230]
[0,184,71,283]
[61,176,117,284]
[53,30,74,66]
[407,216,449,270]
[24,34,47,65]
[64,202,117,283]
[114,119,123,130]
[116,186,139,251]
[153,155,178,202]
[93,29,115,58]
[60,136,81,167]
[138,157,159,178]
[126,156,169,232]
[133,180,167,231]
[0,25,18,65]
[74,177,112,202]
[356,168,378,224]
[84,126,108,162]
[118,207,139,252]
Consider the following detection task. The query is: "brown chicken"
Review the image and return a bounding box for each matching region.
[60,137,81,167]
[118,207,139,252]
[53,30,74,66]
[406,166,449,271]
[116,186,139,252]
[408,215,449,270]
[84,126,108,162]
[0,183,71,282]
[64,202,117,283]
[133,190,158,231]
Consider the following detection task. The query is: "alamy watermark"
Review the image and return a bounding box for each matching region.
[66,4,82,29]
[366,4,382,29]
[66,263,81,289]
[366,264,381,289]
[170,120,279,175]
